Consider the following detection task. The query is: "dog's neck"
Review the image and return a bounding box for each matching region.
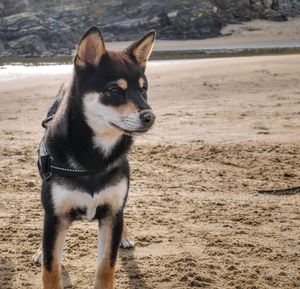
[46,83,133,170]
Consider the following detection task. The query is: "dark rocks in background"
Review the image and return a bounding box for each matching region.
[2,13,43,41]
[102,17,160,40]
[261,8,288,21]
[0,10,79,57]
[8,34,46,57]
[247,0,288,20]
[0,39,5,55]
[0,0,26,17]
[276,0,300,15]
[158,3,221,40]
[0,0,299,57]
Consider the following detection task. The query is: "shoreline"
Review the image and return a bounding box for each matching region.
[1,45,300,66]
[1,53,300,82]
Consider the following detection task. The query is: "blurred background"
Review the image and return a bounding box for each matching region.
[0,0,300,58]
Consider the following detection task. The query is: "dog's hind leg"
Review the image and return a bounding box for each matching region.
[42,213,69,289]
[120,220,134,249]
[94,210,123,289]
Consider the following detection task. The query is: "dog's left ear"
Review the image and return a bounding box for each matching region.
[124,30,156,71]
[75,26,106,68]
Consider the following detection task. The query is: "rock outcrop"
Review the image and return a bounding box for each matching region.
[0,0,299,57]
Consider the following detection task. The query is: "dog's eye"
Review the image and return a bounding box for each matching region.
[107,85,123,95]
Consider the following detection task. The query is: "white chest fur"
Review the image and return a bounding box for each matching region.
[51,179,128,220]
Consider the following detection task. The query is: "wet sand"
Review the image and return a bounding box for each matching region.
[0,54,300,289]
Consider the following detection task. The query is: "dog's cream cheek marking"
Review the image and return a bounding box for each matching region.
[83,92,122,156]
[83,92,145,137]
[51,179,127,220]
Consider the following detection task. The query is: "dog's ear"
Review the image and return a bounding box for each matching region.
[124,30,156,71]
[75,26,106,68]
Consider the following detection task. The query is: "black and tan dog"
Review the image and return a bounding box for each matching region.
[33,27,156,289]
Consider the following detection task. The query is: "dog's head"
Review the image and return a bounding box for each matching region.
[74,26,156,137]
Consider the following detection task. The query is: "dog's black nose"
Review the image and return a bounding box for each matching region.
[140,111,155,125]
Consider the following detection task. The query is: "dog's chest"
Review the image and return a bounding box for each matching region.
[51,179,128,220]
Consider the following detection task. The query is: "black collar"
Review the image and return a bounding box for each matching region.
[38,140,106,180]
[38,117,107,180]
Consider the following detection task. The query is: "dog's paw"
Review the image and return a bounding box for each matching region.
[120,237,135,249]
[33,249,42,266]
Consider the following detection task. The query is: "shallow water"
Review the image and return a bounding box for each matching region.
[1,45,300,82]
[0,64,72,81]
[0,60,201,82]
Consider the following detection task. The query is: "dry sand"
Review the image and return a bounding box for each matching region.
[0,54,300,289]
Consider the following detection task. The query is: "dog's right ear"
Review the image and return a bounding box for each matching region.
[75,27,106,68]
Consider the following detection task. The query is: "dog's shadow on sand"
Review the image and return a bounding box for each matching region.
[61,249,151,289]
[119,249,152,289]
[62,266,73,288]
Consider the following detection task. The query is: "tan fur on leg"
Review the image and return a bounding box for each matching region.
[94,219,116,289]
[95,263,115,289]
[42,222,68,289]
[42,263,63,289]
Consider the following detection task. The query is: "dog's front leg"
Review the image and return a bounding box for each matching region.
[95,210,123,289]
[42,213,69,289]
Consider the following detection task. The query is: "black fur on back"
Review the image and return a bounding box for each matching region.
[46,85,65,118]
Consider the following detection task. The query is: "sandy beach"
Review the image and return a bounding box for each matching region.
[0,54,300,289]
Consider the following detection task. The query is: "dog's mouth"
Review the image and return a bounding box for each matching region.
[109,122,150,136]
